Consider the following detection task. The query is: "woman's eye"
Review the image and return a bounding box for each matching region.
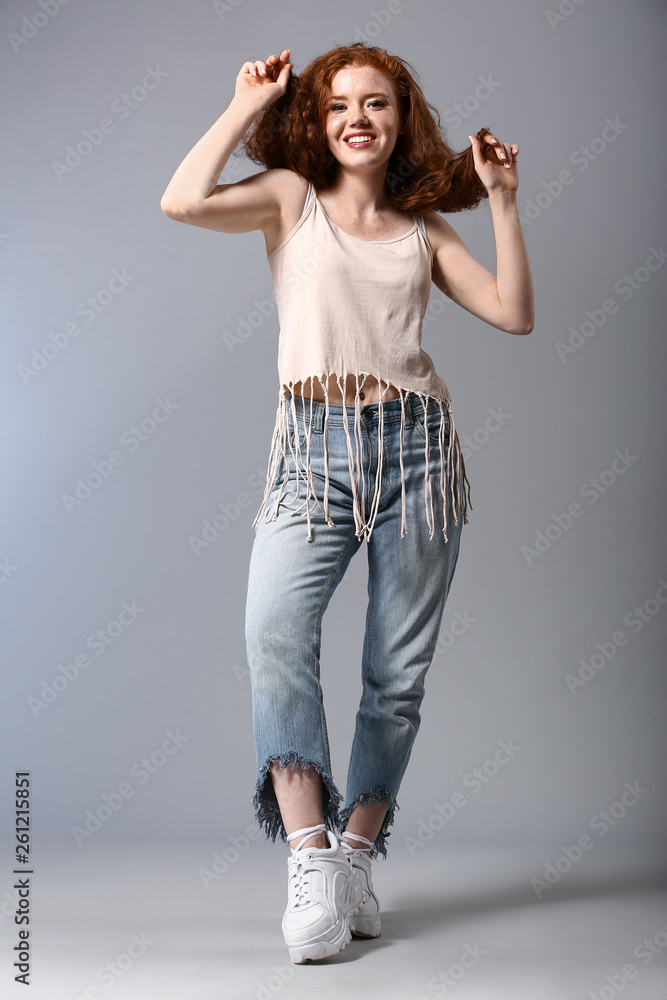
[330,101,385,111]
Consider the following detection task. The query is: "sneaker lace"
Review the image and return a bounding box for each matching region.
[338,830,374,856]
[286,823,328,907]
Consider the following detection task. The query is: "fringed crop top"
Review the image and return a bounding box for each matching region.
[251,178,472,543]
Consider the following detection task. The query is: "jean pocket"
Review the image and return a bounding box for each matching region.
[413,400,451,444]
[287,414,321,456]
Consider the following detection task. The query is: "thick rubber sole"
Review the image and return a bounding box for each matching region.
[348,913,381,938]
[286,893,366,964]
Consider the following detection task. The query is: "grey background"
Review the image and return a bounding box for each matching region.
[2,0,666,860]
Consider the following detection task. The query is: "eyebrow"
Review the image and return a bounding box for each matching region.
[328,92,389,100]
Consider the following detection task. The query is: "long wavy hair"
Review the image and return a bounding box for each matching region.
[236,41,501,214]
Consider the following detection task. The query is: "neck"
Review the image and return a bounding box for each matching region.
[322,169,391,213]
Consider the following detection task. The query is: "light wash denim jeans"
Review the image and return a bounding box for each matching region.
[245,390,467,859]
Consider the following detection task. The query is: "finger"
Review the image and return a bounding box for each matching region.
[479,133,505,162]
[247,59,268,77]
[504,143,519,166]
[495,141,514,166]
[268,54,290,78]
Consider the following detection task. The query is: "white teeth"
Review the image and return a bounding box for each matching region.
[346,136,374,144]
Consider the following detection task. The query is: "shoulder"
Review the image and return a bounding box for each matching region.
[262,168,310,211]
[261,170,312,256]
[421,210,463,254]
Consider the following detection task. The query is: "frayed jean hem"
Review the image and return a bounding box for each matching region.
[338,788,400,861]
[252,752,343,845]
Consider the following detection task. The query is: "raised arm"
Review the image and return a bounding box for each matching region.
[426,132,535,336]
[160,48,293,234]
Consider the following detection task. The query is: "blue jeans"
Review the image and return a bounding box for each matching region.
[244,391,467,859]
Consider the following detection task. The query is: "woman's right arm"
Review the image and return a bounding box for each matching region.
[160,49,292,234]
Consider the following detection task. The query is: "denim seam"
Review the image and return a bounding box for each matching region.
[413,410,450,444]
[345,541,376,783]
[313,531,361,752]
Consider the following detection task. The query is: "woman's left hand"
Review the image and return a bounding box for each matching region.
[468,132,519,194]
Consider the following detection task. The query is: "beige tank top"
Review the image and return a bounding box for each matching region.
[252,179,471,543]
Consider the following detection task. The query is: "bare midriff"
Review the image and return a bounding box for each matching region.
[286,374,401,407]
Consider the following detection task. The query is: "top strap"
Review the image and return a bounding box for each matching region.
[302,180,315,219]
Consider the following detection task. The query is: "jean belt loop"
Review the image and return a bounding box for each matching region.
[405,391,417,429]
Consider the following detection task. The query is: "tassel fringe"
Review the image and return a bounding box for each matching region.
[252,372,472,543]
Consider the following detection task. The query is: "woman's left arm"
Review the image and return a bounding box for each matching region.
[427,132,535,336]
[479,133,535,335]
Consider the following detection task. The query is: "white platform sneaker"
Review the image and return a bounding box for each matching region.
[282,823,366,964]
[339,831,382,938]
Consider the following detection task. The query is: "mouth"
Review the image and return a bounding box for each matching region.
[343,135,376,148]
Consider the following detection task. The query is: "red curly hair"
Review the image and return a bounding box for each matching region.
[236,41,501,214]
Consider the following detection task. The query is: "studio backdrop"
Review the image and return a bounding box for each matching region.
[2,0,665,863]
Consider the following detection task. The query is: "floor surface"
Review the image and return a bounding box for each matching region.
[1,838,666,1000]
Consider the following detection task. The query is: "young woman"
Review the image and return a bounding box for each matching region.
[161,42,533,964]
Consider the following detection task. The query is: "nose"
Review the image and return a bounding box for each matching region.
[348,107,370,126]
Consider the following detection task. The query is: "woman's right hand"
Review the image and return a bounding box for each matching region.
[234,48,293,110]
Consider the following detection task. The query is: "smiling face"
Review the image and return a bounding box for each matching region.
[323,64,404,171]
